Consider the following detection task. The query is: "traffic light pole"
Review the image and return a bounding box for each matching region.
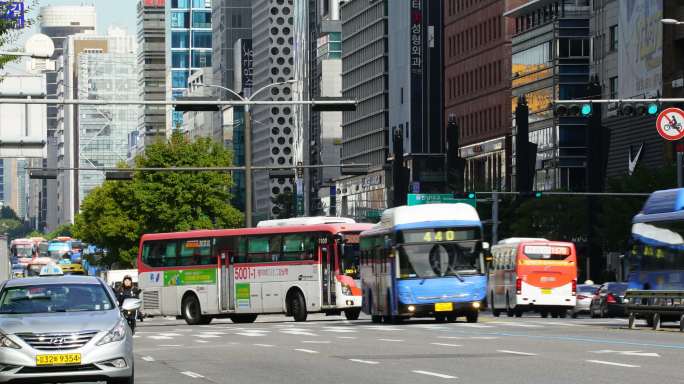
[244,105,253,228]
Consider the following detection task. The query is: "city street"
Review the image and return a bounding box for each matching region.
[132,313,684,384]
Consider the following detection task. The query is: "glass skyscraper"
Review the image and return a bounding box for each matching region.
[168,0,213,130]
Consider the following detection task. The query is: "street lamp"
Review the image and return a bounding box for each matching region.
[196,80,297,228]
[661,18,684,25]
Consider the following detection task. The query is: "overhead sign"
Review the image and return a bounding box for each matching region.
[0,2,24,29]
[407,194,476,208]
[656,108,684,141]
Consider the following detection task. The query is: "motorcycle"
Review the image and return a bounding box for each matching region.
[121,298,142,334]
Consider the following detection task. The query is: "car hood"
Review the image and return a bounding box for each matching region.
[0,310,120,335]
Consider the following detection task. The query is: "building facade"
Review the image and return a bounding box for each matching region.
[389,0,445,194]
[167,0,213,132]
[56,28,139,225]
[336,0,390,221]
[506,0,591,191]
[183,69,222,141]
[137,0,167,148]
[445,0,524,192]
[39,5,96,231]
[251,0,296,221]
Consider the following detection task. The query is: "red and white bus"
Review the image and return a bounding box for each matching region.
[138,222,373,324]
[488,238,577,318]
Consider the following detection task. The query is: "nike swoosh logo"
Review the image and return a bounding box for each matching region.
[628,144,643,175]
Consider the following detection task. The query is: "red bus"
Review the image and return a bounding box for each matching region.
[138,222,373,324]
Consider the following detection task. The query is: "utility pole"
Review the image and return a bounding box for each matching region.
[244,105,253,227]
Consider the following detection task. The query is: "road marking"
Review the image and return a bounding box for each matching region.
[236,332,267,337]
[281,329,318,336]
[158,344,182,347]
[199,331,228,335]
[253,344,274,347]
[431,343,462,347]
[363,326,401,331]
[457,323,494,328]
[497,350,537,356]
[378,338,404,342]
[412,370,457,379]
[591,350,660,357]
[322,327,357,333]
[490,321,541,328]
[337,336,357,340]
[294,348,319,354]
[141,356,155,362]
[148,336,173,340]
[302,340,331,344]
[438,336,464,340]
[197,334,221,338]
[349,359,379,365]
[158,333,182,337]
[586,360,640,368]
[181,371,205,379]
[132,335,140,339]
[470,336,499,340]
[195,340,209,344]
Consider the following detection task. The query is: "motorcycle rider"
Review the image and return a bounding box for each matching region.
[116,275,139,306]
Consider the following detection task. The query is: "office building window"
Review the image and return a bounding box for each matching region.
[172,70,189,88]
[192,11,211,28]
[172,51,189,68]
[192,31,212,48]
[171,0,190,8]
[171,11,189,28]
[191,50,212,67]
[171,31,189,48]
[609,76,618,99]
[609,25,618,51]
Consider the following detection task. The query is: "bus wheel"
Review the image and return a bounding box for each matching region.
[182,295,203,325]
[290,291,308,322]
[551,312,559,318]
[514,310,523,318]
[371,315,382,324]
[446,314,458,323]
[230,314,258,324]
[344,309,361,321]
[559,310,567,319]
[466,311,479,323]
[505,296,514,317]
[540,311,549,318]
[435,315,446,323]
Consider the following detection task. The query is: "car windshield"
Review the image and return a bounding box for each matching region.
[0,284,114,314]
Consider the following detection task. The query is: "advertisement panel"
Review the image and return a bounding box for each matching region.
[619,0,662,99]
[163,269,216,286]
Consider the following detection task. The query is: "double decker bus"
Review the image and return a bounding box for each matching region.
[489,238,577,318]
[360,204,488,323]
[138,222,373,324]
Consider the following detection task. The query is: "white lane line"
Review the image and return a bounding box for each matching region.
[197,334,221,339]
[236,332,267,337]
[497,350,537,356]
[294,348,319,354]
[587,360,640,368]
[195,340,209,344]
[132,335,141,339]
[378,338,404,342]
[470,336,499,340]
[456,323,494,328]
[430,342,462,347]
[349,359,380,365]
[490,322,541,328]
[141,356,155,362]
[302,340,331,344]
[412,370,457,379]
[438,336,464,340]
[591,350,660,358]
[147,336,173,340]
[181,371,205,379]
[337,336,357,340]
[253,343,274,347]
[158,344,182,347]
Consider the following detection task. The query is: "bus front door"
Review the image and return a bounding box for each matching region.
[219,250,234,311]
[321,243,336,307]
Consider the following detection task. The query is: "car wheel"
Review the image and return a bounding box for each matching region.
[108,365,134,384]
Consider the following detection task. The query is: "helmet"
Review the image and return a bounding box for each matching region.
[123,275,133,282]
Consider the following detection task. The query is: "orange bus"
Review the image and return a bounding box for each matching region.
[488,238,577,318]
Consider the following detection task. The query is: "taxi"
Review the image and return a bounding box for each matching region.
[0,264,137,383]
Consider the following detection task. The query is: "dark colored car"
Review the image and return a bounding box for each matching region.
[590,282,628,318]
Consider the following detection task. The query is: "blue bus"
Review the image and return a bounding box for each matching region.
[628,188,684,291]
[360,204,488,323]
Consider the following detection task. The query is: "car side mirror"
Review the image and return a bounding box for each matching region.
[121,298,142,311]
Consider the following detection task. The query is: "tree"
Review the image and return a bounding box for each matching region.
[74,134,244,267]
[271,191,295,219]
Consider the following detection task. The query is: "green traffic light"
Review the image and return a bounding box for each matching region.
[580,104,592,116]
[647,103,659,115]
[467,193,476,199]
[534,192,542,198]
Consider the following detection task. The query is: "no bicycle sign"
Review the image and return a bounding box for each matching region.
[656,108,684,141]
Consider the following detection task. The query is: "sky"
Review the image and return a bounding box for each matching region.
[6,0,138,72]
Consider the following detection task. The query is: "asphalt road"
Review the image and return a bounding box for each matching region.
[128,313,684,384]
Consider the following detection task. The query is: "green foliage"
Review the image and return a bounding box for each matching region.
[74,134,243,268]
[0,1,42,70]
[47,223,72,240]
[271,191,295,219]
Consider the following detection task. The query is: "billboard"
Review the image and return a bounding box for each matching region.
[619,0,662,99]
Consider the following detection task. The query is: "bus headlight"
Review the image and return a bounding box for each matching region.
[472,302,481,309]
[407,305,416,312]
[341,284,352,296]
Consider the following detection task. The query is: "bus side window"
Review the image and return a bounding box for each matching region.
[247,236,270,263]
[164,241,178,267]
[270,236,283,262]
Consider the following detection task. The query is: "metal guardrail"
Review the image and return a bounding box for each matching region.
[624,290,684,331]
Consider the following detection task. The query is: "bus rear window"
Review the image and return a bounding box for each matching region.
[523,245,571,260]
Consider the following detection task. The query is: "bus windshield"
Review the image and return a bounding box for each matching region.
[631,221,684,271]
[398,228,482,278]
[341,243,361,279]
[13,245,33,258]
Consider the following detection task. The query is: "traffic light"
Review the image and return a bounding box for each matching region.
[518,191,543,199]
[618,102,659,117]
[555,103,593,117]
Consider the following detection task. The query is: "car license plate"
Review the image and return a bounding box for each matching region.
[435,302,453,312]
[541,288,552,295]
[36,353,81,366]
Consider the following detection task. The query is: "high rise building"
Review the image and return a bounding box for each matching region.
[445,0,524,192]
[56,28,139,225]
[183,69,222,141]
[39,5,96,231]
[307,0,343,216]
[251,0,296,221]
[137,0,167,148]
[336,0,389,220]
[388,1,445,195]
[167,0,213,133]
[506,0,591,191]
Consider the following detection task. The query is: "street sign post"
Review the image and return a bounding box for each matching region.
[407,194,476,208]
